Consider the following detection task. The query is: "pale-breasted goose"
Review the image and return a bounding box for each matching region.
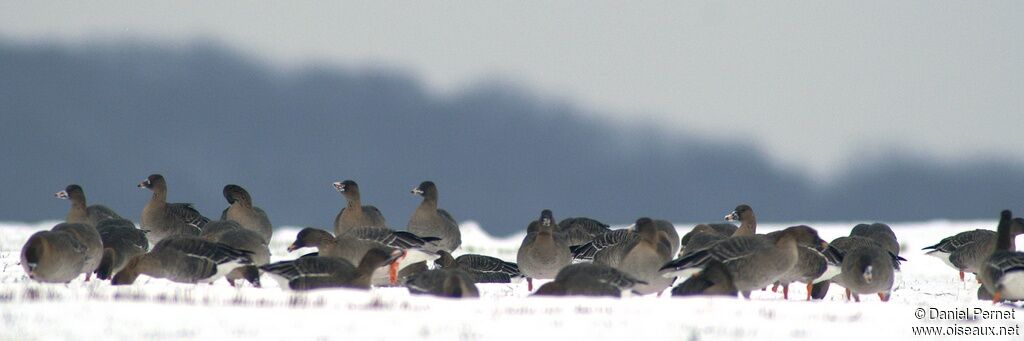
[407,181,460,252]
[139,174,210,244]
[111,236,253,285]
[660,225,826,298]
[94,219,149,280]
[517,209,572,291]
[220,184,273,242]
[21,223,102,283]
[56,184,122,227]
[592,218,674,295]
[979,210,1024,302]
[434,250,521,283]
[261,248,403,291]
[332,180,387,235]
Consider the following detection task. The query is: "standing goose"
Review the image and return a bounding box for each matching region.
[261,249,403,291]
[407,181,460,252]
[769,227,837,300]
[979,210,1024,302]
[923,229,1003,281]
[111,236,253,285]
[404,268,480,298]
[21,223,102,283]
[139,174,210,244]
[332,180,387,235]
[592,218,675,295]
[94,219,149,280]
[517,209,572,291]
[660,225,826,299]
[220,184,273,242]
[435,250,521,283]
[724,204,757,236]
[830,243,896,302]
[200,220,270,287]
[558,217,612,247]
[56,184,122,227]
[287,227,436,285]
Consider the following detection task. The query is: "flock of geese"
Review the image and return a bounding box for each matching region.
[17,174,1024,302]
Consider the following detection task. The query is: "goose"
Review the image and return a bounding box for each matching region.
[592,218,675,295]
[724,204,757,236]
[111,236,253,285]
[332,180,387,235]
[21,223,102,283]
[671,260,737,297]
[533,263,644,298]
[407,181,460,252]
[679,225,729,257]
[660,225,826,298]
[816,235,905,301]
[979,210,1024,302]
[261,248,403,291]
[55,184,122,227]
[200,220,270,287]
[654,220,681,256]
[558,217,612,247]
[404,268,480,298]
[139,174,210,244]
[831,243,896,302]
[94,219,149,280]
[434,250,521,283]
[570,229,634,261]
[850,223,900,256]
[517,209,572,291]
[929,227,999,280]
[220,184,273,242]
[678,204,756,256]
[287,227,438,285]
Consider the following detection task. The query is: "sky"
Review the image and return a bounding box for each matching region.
[1,1,1022,180]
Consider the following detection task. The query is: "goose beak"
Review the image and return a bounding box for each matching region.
[286,243,300,252]
[411,187,424,195]
[333,182,345,192]
[138,180,150,188]
[725,211,739,222]
[55,191,69,199]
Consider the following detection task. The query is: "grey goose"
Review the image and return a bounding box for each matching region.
[220,184,273,242]
[407,181,460,252]
[94,219,149,280]
[332,180,387,235]
[592,218,675,295]
[111,236,253,285]
[56,184,122,227]
[435,250,521,283]
[21,222,103,283]
[517,209,572,291]
[139,174,210,244]
[979,210,1024,302]
[261,248,403,291]
[200,220,270,287]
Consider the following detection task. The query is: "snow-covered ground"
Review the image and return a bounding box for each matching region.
[1,220,1022,340]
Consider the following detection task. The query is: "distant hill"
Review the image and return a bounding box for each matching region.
[1,40,1021,235]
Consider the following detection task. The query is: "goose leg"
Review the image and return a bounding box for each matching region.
[993,290,1002,304]
[845,288,852,301]
[85,273,91,282]
[877,292,890,302]
[853,293,860,302]
[959,271,965,281]
[771,283,779,293]
[741,291,752,299]
[806,283,813,301]
[389,251,408,285]
[782,284,789,300]
[527,277,533,291]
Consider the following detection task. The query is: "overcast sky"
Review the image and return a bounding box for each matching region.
[2,1,1021,180]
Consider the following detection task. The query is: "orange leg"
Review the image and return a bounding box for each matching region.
[527,278,534,291]
[806,283,813,301]
[782,284,789,300]
[993,291,1002,304]
[771,283,779,293]
[389,251,408,285]
[959,271,965,282]
[878,292,890,302]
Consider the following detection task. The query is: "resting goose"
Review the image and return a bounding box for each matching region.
[94,219,149,280]
[533,263,644,298]
[979,210,1024,302]
[332,180,387,235]
[111,236,253,285]
[660,225,826,299]
[592,218,675,295]
[261,248,403,291]
[220,184,273,242]
[404,268,480,298]
[139,174,210,244]
[21,223,102,283]
[671,260,737,297]
[287,227,438,284]
[200,220,270,287]
[56,184,122,227]
[435,250,521,283]
[407,181,460,252]
[517,209,572,291]
[558,217,612,247]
